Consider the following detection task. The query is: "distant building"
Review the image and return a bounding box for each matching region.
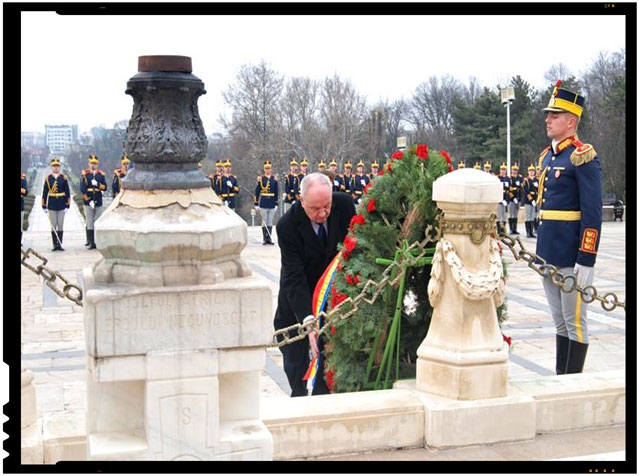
[21,131,46,148]
[45,124,78,155]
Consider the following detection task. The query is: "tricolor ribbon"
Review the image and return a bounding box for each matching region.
[302,252,343,394]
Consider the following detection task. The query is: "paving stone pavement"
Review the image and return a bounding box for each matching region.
[19,178,627,460]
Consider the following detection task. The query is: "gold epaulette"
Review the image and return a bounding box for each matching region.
[570,142,597,166]
[537,146,550,170]
[97,169,105,175]
[81,169,87,175]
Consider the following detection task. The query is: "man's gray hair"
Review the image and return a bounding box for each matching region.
[300,172,332,199]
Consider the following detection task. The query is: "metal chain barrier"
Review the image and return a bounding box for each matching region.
[21,247,84,306]
[270,238,431,348]
[497,232,625,312]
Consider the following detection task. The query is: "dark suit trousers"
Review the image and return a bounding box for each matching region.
[279,335,329,397]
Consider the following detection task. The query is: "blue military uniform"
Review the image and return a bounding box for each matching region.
[221,159,240,209]
[42,157,71,251]
[255,160,279,245]
[507,164,524,234]
[81,155,108,249]
[21,172,29,241]
[496,164,510,235]
[112,155,130,197]
[523,164,539,238]
[341,161,354,196]
[209,160,224,199]
[537,79,602,375]
[351,160,370,205]
[284,158,301,207]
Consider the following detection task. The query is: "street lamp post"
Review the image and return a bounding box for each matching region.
[501,87,515,171]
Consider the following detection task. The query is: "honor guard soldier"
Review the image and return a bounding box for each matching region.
[457,160,466,170]
[342,160,354,196]
[352,160,370,205]
[221,159,240,209]
[369,160,380,181]
[317,160,326,173]
[209,159,224,199]
[507,163,523,234]
[299,158,309,181]
[537,80,602,375]
[523,164,539,238]
[81,154,108,249]
[328,159,342,192]
[284,158,301,212]
[473,162,482,170]
[255,160,278,245]
[21,171,29,243]
[42,157,71,251]
[496,163,509,235]
[483,160,493,174]
[112,155,130,197]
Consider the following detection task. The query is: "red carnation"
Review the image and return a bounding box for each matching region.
[377,170,384,176]
[391,151,404,160]
[342,235,357,260]
[330,326,337,335]
[349,213,366,231]
[345,273,360,286]
[330,286,348,308]
[416,144,428,160]
[502,333,512,347]
[386,162,393,173]
[367,199,377,213]
[440,149,452,164]
[325,368,335,392]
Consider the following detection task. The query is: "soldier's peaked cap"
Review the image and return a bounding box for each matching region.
[121,155,130,164]
[543,80,585,118]
[88,154,99,164]
[50,157,61,166]
[263,160,272,168]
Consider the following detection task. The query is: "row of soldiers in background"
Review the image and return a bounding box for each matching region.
[208,159,240,209]
[36,154,128,252]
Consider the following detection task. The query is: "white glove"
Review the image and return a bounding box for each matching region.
[274,205,278,212]
[531,201,536,206]
[513,198,518,205]
[91,179,98,187]
[502,200,507,207]
[361,179,366,186]
[254,205,259,211]
[64,208,68,214]
[334,180,339,187]
[226,180,232,187]
[43,208,48,214]
[89,201,95,209]
[574,263,593,288]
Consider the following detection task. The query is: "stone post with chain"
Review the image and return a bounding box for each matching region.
[82,56,273,460]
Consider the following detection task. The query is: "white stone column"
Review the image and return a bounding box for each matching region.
[416,169,508,400]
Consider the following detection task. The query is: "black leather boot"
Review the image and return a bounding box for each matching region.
[88,229,97,249]
[512,218,520,234]
[533,218,539,232]
[262,227,268,245]
[85,228,91,247]
[555,334,569,375]
[58,231,65,251]
[267,226,275,245]
[51,231,60,251]
[566,340,589,374]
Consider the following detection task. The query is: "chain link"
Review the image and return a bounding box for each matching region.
[21,247,84,306]
[270,240,429,348]
[497,233,625,312]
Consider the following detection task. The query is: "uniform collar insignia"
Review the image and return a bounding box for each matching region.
[556,135,576,153]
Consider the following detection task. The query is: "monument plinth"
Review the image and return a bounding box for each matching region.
[84,56,273,461]
[416,169,508,400]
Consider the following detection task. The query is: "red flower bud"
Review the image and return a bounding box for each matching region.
[367,199,377,213]
[391,151,404,160]
[325,368,336,392]
[416,144,428,160]
[330,286,348,307]
[342,235,357,260]
[330,326,337,335]
[386,162,393,173]
[349,213,366,231]
[345,273,360,286]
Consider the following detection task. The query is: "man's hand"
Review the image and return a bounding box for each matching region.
[574,263,593,288]
[308,329,319,358]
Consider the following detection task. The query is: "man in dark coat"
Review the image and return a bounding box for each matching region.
[274,172,356,397]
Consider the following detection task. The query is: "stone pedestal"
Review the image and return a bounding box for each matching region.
[83,55,273,461]
[21,366,43,463]
[417,169,508,400]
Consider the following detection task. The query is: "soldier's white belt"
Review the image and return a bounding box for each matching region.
[540,210,581,221]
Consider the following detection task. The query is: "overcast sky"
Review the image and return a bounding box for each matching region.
[20,12,625,135]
